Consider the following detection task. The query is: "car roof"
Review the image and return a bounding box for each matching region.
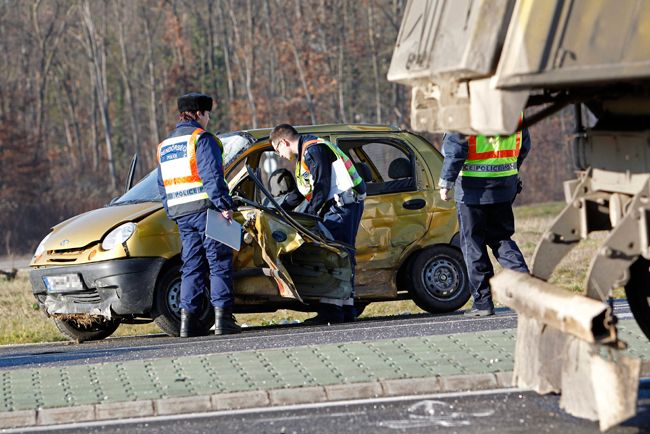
[237,124,403,141]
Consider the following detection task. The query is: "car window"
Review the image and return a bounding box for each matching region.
[359,143,409,182]
[342,140,416,196]
[256,150,295,203]
[258,150,294,186]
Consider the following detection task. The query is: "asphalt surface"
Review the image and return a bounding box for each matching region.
[0,310,517,370]
[0,300,645,433]
[18,382,650,434]
[0,301,635,371]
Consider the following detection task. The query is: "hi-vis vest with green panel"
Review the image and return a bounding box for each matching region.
[157,127,224,218]
[296,138,363,202]
[459,129,523,178]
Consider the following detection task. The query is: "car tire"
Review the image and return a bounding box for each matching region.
[408,245,470,313]
[52,317,120,343]
[152,263,215,337]
[625,258,650,340]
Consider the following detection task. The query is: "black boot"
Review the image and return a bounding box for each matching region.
[215,307,241,335]
[303,303,344,325]
[180,308,199,338]
[342,305,357,322]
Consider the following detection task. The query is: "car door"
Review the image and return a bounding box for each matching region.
[333,134,434,297]
[228,144,353,304]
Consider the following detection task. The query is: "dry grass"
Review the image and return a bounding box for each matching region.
[0,201,616,344]
[512,202,623,298]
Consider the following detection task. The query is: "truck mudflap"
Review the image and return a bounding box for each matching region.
[492,270,641,431]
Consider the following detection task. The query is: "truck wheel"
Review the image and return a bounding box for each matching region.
[152,264,215,336]
[408,245,470,313]
[53,317,120,343]
[624,258,650,340]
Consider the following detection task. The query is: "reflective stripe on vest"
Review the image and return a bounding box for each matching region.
[157,128,223,208]
[459,130,522,178]
[295,138,362,201]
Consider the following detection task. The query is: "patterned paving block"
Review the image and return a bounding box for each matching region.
[0,320,647,413]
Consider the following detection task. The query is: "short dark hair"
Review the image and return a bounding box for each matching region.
[270,124,299,145]
[178,111,205,122]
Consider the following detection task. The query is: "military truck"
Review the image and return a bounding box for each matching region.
[388,0,650,341]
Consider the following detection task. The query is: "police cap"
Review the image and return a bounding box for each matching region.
[177,93,213,113]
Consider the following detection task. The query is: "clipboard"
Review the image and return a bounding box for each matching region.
[205,209,242,251]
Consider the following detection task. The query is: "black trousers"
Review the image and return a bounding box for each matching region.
[457,201,529,310]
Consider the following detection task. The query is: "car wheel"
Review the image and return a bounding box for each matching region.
[152,263,215,336]
[625,258,650,340]
[408,245,470,313]
[52,316,120,343]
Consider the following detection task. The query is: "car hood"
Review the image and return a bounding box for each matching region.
[47,202,162,250]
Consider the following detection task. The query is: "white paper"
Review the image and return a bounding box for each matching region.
[205,209,242,251]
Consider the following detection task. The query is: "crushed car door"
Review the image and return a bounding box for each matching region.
[230,161,353,302]
[333,135,433,294]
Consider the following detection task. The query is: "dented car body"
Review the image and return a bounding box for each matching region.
[29,124,468,341]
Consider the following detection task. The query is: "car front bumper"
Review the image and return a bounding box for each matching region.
[30,258,165,318]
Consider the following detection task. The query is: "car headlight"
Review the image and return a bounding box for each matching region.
[33,232,52,258]
[101,223,136,251]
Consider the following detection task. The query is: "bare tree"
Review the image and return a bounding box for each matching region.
[368,0,382,124]
[30,0,73,151]
[275,0,317,124]
[81,0,116,191]
[116,2,141,172]
[141,4,161,149]
[226,0,258,128]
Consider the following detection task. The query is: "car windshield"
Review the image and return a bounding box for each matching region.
[111,170,161,205]
[110,131,256,206]
[221,131,255,167]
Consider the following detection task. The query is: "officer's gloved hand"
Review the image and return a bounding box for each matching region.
[516,177,523,194]
[440,188,452,201]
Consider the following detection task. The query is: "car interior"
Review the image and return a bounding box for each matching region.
[228,138,418,213]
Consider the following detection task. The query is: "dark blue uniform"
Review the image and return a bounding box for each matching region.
[440,131,531,311]
[157,120,234,313]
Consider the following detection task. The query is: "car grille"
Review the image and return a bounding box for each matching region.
[46,247,88,263]
[59,290,102,304]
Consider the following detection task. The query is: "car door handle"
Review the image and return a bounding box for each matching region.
[402,199,426,210]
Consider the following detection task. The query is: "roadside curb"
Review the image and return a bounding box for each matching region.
[0,371,514,429]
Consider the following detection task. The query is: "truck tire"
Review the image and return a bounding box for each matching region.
[152,263,215,336]
[408,245,470,313]
[53,317,120,343]
[624,258,650,340]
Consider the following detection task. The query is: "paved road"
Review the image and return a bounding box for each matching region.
[18,382,650,434]
[0,301,635,371]
[0,300,647,432]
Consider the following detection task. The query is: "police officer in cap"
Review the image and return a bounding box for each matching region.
[157,92,240,336]
[439,125,531,317]
[269,124,366,324]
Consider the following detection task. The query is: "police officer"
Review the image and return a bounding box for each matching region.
[157,92,240,336]
[439,126,531,316]
[269,124,366,324]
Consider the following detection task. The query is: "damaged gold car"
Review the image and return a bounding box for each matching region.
[29,124,468,341]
